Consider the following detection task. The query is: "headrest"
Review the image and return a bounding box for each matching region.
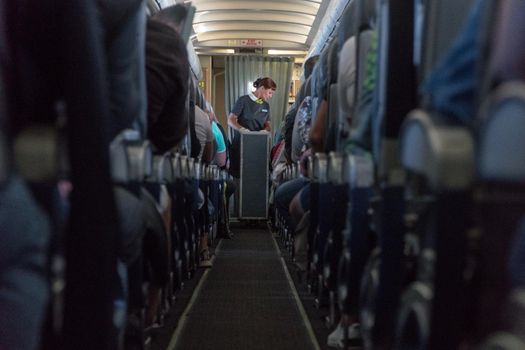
[309,56,322,99]
[295,75,312,108]
[314,41,334,100]
[327,39,340,84]
[303,75,312,98]
[337,36,357,114]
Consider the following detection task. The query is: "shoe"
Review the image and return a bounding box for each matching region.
[199,259,213,268]
[199,248,213,268]
[327,322,361,348]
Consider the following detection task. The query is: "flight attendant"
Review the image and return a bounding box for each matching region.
[227,77,277,177]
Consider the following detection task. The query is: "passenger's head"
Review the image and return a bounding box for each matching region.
[146,16,190,152]
[304,55,320,79]
[253,77,277,101]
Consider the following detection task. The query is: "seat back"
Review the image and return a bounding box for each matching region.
[345,0,378,151]
[188,77,200,158]
[372,0,417,181]
[310,44,330,121]
[490,0,525,83]
[419,0,477,83]
[0,14,9,186]
[325,39,340,152]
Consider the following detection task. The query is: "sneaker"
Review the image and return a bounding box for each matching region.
[327,322,361,348]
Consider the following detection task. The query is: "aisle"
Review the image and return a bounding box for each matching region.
[167,227,320,350]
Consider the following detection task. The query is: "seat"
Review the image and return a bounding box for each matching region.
[362,0,418,347]
[394,0,487,348]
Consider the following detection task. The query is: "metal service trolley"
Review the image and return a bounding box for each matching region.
[238,129,270,220]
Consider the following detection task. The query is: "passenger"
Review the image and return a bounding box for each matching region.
[194,106,214,163]
[274,93,314,232]
[286,95,329,233]
[284,56,319,163]
[142,6,191,326]
[205,107,236,239]
[227,77,276,177]
[273,56,319,232]
[146,7,190,153]
[291,96,313,162]
[193,105,215,267]
[205,107,235,239]
[205,108,227,168]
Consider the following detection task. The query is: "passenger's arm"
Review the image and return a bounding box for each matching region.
[202,140,214,164]
[309,99,328,153]
[264,120,271,131]
[284,108,297,163]
[215,151,226,167]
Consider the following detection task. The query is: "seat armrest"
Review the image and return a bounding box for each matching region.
[400,109,474,191]
[328,152,345,185]
[152,153,174,184]
[313,153,328,183]
[345,153,374,189]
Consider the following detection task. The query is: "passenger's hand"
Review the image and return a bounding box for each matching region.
[299,149,312,177]
[239,127,249,133]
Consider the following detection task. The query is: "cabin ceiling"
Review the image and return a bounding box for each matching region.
[188,0,330,55]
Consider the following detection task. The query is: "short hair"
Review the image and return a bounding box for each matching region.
[253,77,277,90]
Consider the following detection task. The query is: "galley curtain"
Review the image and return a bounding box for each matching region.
[225,55,293,141]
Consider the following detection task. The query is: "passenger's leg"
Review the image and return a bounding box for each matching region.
[274,178,309,230]
[198,187,212,268]
[219,179,236,238]
[289,184,311,270]
[141,194,169,326]
[289,183,310,228]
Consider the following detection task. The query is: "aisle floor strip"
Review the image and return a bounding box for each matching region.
[166,240,224,350]
[270,231,321,350]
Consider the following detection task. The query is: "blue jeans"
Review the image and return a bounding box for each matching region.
[274,177,310,230]
[0,176,51,350]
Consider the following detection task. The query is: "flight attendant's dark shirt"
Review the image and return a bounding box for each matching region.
[231,94,270,131]
[229,93,270,177]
